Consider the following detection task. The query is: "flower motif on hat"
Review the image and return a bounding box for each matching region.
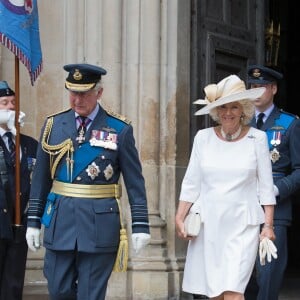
[194,84,218,105]
[204,84,218,103]
[86,162,100,180]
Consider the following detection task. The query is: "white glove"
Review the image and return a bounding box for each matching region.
[19,111,26,127]
[26,227,41,252]
[259,237,278,265]
[273,185,279,197]
[0,110,26,136]
[131,233,151,253]
[0,110,13,125]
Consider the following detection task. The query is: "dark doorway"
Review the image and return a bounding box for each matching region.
[273,0,300,274]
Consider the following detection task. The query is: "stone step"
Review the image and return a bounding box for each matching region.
[23,255,48,299]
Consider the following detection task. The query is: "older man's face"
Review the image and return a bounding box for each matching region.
[69,88,103,117]
[0,95,16,110]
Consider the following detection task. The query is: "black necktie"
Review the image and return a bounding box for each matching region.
[256,113,265,129]
[5,131,15,164]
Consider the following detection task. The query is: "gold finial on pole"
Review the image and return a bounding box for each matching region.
[265,20,280,67]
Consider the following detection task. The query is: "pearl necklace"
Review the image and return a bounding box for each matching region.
[220,126,242,141]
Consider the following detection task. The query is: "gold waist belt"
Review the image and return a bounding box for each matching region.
[51,180,122,199]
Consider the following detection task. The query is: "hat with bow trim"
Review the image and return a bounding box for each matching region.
[194,75,265,115]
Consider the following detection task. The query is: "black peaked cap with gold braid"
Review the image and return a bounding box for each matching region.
[64,63,107,92]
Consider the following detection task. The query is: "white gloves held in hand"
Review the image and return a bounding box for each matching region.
[259,237,278,266]
[131,233,151,253]
[26,227,41,252]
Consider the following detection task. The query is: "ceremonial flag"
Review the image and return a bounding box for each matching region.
[0,0,43,85]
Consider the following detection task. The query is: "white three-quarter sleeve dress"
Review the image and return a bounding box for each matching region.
[180,127,276,297]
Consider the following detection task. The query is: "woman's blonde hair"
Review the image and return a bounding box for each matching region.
[208,99,255,125]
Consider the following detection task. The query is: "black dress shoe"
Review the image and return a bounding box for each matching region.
[193,295,209,299]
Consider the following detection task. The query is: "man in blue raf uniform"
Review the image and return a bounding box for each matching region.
[26,63,151,300]
[0,81,38,300]
[245,65,300,300]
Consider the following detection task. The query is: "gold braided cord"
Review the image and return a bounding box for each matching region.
[41,117,74,180]
[113,198,128,272]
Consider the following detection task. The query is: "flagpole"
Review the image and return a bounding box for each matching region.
[14,55,21,226]
[0,0,43,225]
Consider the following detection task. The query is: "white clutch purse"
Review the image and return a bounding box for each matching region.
[184,212,201,237]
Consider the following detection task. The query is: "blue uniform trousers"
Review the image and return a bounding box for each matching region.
[44,248,117,300]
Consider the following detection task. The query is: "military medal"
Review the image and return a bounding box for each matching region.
[76,116,91,144]
[275,131,281,145]
[86,162,100,180]
[269,130,281,163]
[90,128,118,150]
[104,164,114,180]
[270,148,280,163]
[76,128,86,144]
[27,157,36,172]
[270,131,281,146]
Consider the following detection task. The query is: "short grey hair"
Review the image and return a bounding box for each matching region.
[92,81,103,98]
[208,99,255,125]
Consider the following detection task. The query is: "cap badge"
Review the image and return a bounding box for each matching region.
[73,69,83,81]
[252,69,261,78]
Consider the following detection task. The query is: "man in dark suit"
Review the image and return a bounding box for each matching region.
[26,63,151,300]
[245,65,300,300]
[0,81,38,300]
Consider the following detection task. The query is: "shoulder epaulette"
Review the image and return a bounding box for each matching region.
[46,108,72,118]
[105,109,131,125]
[279,109,299,119]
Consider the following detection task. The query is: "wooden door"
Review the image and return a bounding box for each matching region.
[190,0,264,135]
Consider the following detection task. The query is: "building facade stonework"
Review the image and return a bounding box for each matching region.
[0,1,191,299]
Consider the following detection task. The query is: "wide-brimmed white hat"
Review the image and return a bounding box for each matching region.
[194,75,265,115]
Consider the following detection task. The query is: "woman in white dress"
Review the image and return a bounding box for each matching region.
[175,75,276,300]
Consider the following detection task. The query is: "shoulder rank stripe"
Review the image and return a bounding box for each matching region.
[46,108,72,118]
[105,109,131,125]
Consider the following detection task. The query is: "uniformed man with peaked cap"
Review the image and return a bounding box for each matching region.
[0,81,38,300]
[245,65,300,300]
[26,63,151,300]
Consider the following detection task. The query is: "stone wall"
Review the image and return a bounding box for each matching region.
[0,1,191,298]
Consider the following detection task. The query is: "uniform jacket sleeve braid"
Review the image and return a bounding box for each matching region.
[27,121,53,228]
[117,124,150,234]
